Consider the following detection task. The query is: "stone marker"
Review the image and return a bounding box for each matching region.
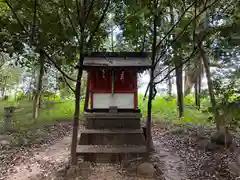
[4,106,16,132]
[137,162,155,178]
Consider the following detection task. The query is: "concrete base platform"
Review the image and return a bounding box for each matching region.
[78,112,146,163]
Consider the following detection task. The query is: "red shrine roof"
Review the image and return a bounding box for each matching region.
[83,52,151,69]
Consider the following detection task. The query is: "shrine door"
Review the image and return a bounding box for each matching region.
[89,69,138,109]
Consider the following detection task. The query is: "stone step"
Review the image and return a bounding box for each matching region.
[82,129,143,134]
[76,145,147,162]
[86,118,141,129]
[84,112,142,118]
[84,112,142,129]
[79,129,145,145]
[77,145,146,153]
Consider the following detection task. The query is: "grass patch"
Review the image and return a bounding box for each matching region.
[138,95,212,126]
[0,99,84,133]
[0,94,212,133]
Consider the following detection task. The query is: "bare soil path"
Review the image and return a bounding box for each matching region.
[151,124,239,180]
[0,122,239,180]
[4,135,71,180]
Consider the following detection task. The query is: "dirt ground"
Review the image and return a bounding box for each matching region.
[0,122,239,180]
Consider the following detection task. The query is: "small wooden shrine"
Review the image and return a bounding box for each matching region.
[77,52,151,162]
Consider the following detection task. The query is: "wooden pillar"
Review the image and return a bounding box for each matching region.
[84,73,90,111]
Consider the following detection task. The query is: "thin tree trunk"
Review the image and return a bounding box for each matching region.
[200,46,220,130]
[2,77,7,98]
[111,27,114,51]
[167,67,172,97]
[2,87,5,98]
[84,74,90,111]
[70,0,110,164]
[71,57,83,165]
[194,73,201,110]
[146,0,157,152]
[175,58,184,118]
[71,17,85,164]
[14,86,18,101]
[146,72,155,152]
[170,1,184,118]
[194,77,199,107]
[33,50,44,120]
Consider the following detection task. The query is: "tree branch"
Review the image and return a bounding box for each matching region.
[85,0,95,23]
[76,0,83,30]
[63,75,75,93]
[4,0,28,33]
[63,0,80,44]
[154,28,211,84]
[143,28,212,100]
[154,0,221,68]
[31,0,37,44]
[86,0,111,48]
[155,0,198,50]
[42,51,76,81]
[4,0,76,82]
[155,47,199,85]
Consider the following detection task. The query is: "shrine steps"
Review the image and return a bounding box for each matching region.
[77,128,147,163]
[85,112,142,129]
[76,145,146,162]
[77,112,147,163]
[79,129,145,145]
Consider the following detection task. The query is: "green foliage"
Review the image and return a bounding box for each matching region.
[138,94,211,126]
[0,99,84,133]
[211,79,240,130]
[0,93,213,133]
[39,100,83,121]
[0,0,240,133]
[0,63,21,97]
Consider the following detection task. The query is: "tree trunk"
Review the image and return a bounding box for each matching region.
[33,50,44,120]
[167,66,172,97]
[2,77,7,98]
[84,74,90,111]
[146,71,155,152]
[70,0,110,164]
[170,1,183,118]
[146,1,157,152]
[200,46,220,130]
[71,19,85,163]
[71,58,83,165]
[1,87,5,98]
[194,73,201,110]
[14,86,18,101]
[175,58,184,118]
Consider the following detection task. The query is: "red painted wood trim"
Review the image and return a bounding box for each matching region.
[91,89,137,93]
[88,69,139,110]
[90,89,137,93]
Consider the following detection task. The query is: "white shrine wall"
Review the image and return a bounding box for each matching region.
[92,93,135,109]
